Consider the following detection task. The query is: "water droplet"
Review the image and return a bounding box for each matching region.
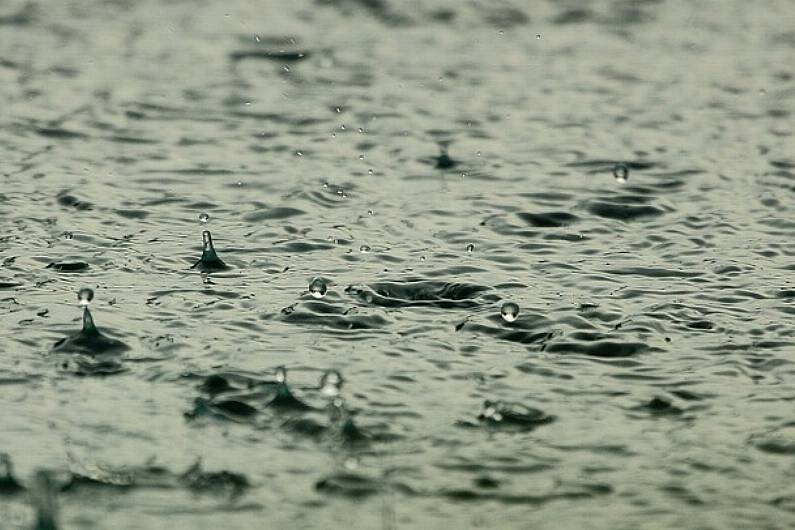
[368,168,374,175]
[482,400,503,422]
[282,65,290,72]
[367,209,374,216]
[275,366,287,384]
[255,35,261,42]
[613,163,629,183]
[77,288,94,306]
[199,212,210,224]
[498,30,504,36]
[359,245,371,254]
[476,151,482,157]
[536,34,542,39]
[358,154,364,160]
[500,302,519,323]
[320,369,343,397]
[296,151,303,157]
[419,255,426,261]
[357,128,364,133]
[335,107,341,113]
[309,277,328,299]
[466,243,474,253]
[340,124,346,130]
[236,180,243,187]
[64,232,73,240]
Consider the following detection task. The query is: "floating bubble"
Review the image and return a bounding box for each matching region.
[199,212,209,224]
[500,302,519,322]
[319,369,344,398]
[466,244,474,253]
[309,278,328,299]
[359,245,371,254]
[613,163,629,183]
[77,288,94,306]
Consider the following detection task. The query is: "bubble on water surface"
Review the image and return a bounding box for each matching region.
[320,369,343,398]
[500,302,519,322]
[613,163,629,183]
[309,278,328,299]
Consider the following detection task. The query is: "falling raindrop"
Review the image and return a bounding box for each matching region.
[500,302,519,323]
[309,278,328,299]
[466,244,474,253]
[367,209,374,216]
[613,163,629,183]
[199,212,210,224]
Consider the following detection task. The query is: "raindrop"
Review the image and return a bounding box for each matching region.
[466,243,474,253]
[357,128,364,133]
[500,302,519,323]
[367,209,374,216]
[358,154,364,160]
[536,34,542,39]
[335,107,341,113]
[368,168,374,175]
[296,151,303,157]
[77,288,94,307]
[319,369,343,398]
[613,163,629,183]
[309,278,328,299]
[282,65,290,72]
[199,212,210,224]
[359,245,371,254]
[255,35,261,42]
[275,366,287,384]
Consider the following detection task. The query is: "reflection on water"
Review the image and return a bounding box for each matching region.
[1,0,794,528]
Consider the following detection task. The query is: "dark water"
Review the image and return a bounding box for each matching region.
[1,0,795,528]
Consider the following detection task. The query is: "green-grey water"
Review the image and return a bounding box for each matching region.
[1,0,795,528]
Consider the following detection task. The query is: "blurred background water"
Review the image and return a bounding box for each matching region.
[1,0,794,528]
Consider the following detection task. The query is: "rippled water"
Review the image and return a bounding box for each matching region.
[2,0,795,528]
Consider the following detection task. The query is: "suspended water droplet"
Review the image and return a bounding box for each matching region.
[536,34,542,39]
[319,369,343,397]
[77,288,94,306]
[466,243,474,253]
[419,255,426,261]
[323,182,329,189]
[340,124,346,130]
[359,245,371,254]
[368,168,374,175]
[498,30,504,36]
[275,366,287,384]
[613,163,629,183]
[500,302,519,322]
[309,278,328,299]
[236,180,243,186]
[335,107,341,113]
[357,128,364,133]
[367,209,374,216]
[476,151,482,157]
[255,35,261,42]
[358,154,364,160]
[198,212,210,224]
[282,65,290,72]
[64,232,73,240]
[296,150,303,157]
